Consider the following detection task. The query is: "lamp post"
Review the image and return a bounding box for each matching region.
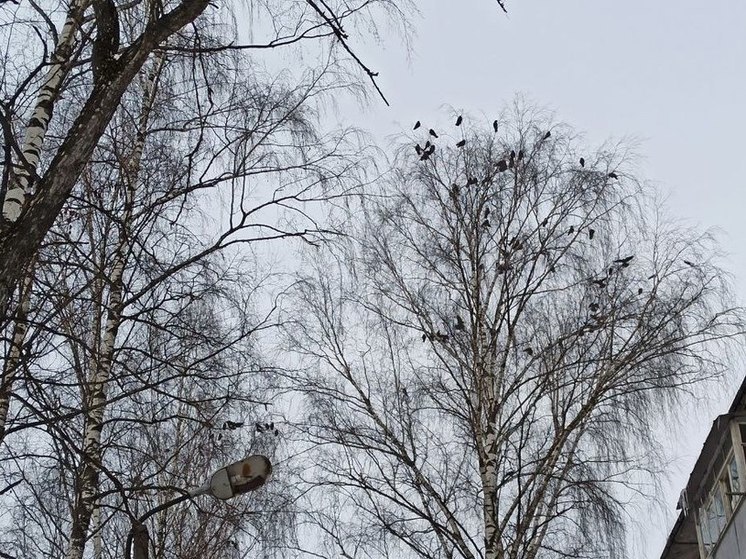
[125,455,272,559]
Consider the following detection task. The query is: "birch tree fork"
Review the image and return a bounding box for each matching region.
[0,0,432,318]
[0,0,212,319]
[285,109,745,559]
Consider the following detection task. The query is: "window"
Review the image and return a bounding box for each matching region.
[699,486,728,555]
[695,421,746,558]
[726,454,742,510]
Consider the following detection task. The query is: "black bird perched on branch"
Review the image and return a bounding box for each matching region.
[450,184,460,200]
[579,157,585,167]
[467,177,478,186]
[567,225,575,235]
[543,131,551,140]
[683,260,696,267]
[517,149,524,161]
[429,128,438,138]
[223,420,243,430]
[456,139,466,148]
[588,228,595,239]
[608,172,618,179]
[541,217,549,227]
[455,315,465,330]
[524,347,534,356]
[591,278,607,288]
[638,287,644,294]
[482,219,491,228]
[415,144,423,156]
[614,255,634,267]
[497,159,508,172]
[456,115,463,126]
[413,120,421,130]
[493,119,499,133]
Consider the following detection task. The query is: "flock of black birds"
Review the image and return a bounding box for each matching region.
[215,420,280,441]
[412,115,700,352]
[255,422,280,436]
[413,115,620,183]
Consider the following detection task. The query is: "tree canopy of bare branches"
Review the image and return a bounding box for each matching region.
[283,105,745,559]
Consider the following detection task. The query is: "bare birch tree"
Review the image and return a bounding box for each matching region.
[284,106,745,559]
[0,30,367,559]
[0,0,431,318]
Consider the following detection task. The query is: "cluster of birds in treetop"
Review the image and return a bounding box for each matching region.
[412,115,619,181]
[419,247,700,350]
[411,115,700,354]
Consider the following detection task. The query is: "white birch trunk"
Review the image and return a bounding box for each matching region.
[64,57,163,559]
[2,0,90,222]
[0,259,35,442]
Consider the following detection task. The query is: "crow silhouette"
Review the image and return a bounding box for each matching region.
[456,115,463,126]
[429,129,438,138]
[614,255,634,266]
[482,219,490,228]
[413,121,421,130]
[450,184,460,199]
[541,217,549,227]
[608,172,618,179]
[467,177,478,186]
[497,159,508,172]
[580,157,585,167]
[456,139,466,148]
[543,131,551,140]
[415,144,423,156]
[683,260,696,267]
[588,228,595,239]
[524,347,534,356]
[493,120,499,133]
[638,288,644,295]
[567,225,575,235]
[517,150,524,161]
[455,315,465,330]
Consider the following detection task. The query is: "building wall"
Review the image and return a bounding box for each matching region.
[713,499,746,559]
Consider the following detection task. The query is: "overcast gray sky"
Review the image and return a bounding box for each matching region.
[340,1,746,555]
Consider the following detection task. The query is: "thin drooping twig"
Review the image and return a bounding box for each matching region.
[305,0,390,106]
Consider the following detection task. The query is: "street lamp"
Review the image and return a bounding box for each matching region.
[125,455,272,559]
